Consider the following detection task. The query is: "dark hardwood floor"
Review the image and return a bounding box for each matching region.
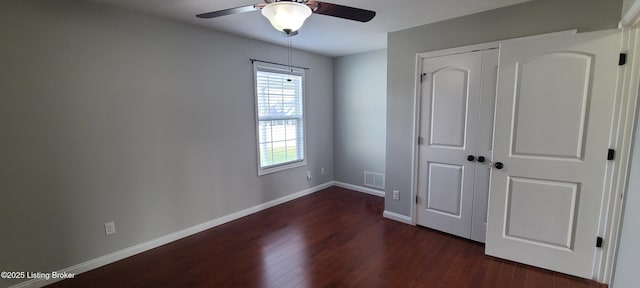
[48,187,606,288]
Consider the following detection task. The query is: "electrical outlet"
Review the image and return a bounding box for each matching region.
[321,168,325,175]
[306,171,312,181]
[393,190,400,200]
[105,221,116,235]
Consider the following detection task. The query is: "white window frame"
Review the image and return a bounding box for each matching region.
[253,62,307,176]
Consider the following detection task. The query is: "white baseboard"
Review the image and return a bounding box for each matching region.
[383,210,414,225]
[9,181,334,288]
[334,181,385,197]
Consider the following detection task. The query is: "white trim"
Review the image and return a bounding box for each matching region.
[383,210,414,225]
[620,0,640,28]
[416,42,499,59]
[415,30,576,59]
[257,160,307,176]
[9,181,334,288]
[410,53,422,226]
[334,181,385,197]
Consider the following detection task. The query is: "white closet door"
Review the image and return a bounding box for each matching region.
[470,49,499,243]
[486,30,620,278]
[416,51,482,239]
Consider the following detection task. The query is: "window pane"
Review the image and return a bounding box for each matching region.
[260,142,273,167]
[285,140,297,161]
[272,121,285,142]
[257,71,303,120]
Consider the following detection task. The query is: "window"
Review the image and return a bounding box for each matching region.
[254,62,306,175]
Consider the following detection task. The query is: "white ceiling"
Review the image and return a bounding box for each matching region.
[92,0,530,57]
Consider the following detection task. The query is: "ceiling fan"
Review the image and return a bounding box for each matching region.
[196,0,376,35]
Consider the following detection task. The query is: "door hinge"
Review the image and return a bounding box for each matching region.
[619,53,627,66]
[596,236,603,248]
[416,195,419,204]
[418,136,424,145]
[420,73,427,82]
[607,149,615,161]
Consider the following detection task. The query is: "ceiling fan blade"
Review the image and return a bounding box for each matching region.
[313,1,376,22]
[196,5,259,19]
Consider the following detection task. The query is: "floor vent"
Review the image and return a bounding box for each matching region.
[364,171,385,189]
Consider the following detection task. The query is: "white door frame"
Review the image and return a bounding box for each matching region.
[408,29,640,284]
[599,18,640,282]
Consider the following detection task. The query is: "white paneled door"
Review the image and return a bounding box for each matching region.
[486,30,621,279]
[416,49,498,242]
[471,49,499,243]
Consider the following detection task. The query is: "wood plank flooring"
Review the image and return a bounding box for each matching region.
[47,187,606,288]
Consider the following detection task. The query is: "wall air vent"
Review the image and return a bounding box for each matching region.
[364,171,385,189]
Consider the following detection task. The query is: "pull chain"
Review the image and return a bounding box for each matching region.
[288,36,293,73]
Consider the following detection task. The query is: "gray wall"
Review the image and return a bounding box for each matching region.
[0,1,333,286]
[385,0,622,216]
[334,49,387,188]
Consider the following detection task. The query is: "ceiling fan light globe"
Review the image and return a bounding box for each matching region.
[261,2,312,33]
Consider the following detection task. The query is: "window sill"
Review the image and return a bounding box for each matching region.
[258,160,306,176]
